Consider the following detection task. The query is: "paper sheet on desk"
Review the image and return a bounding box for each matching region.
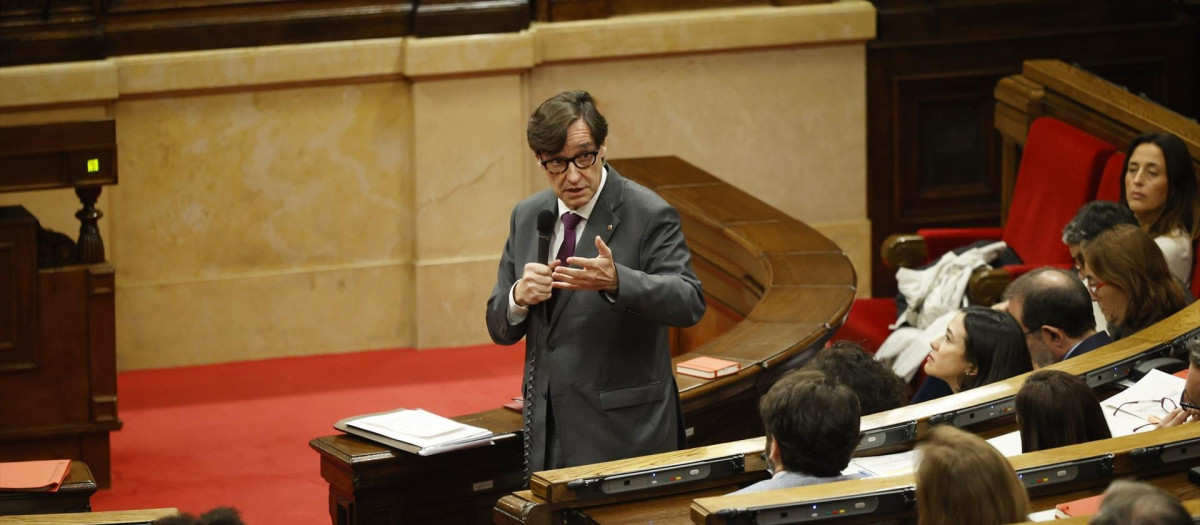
[348,408,493,452]
[849,430,1024,478]
[1101,369,1186,437]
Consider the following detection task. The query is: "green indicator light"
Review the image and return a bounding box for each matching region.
[87,158,100,173]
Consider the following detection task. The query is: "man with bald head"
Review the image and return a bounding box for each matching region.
[1002,267,1112,368]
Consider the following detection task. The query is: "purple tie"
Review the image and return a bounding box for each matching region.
[555,212,583,264]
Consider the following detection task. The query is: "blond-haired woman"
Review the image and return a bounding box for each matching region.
[915,426,1030,524]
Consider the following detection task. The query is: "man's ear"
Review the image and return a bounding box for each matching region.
[599,143,607,160]
[767,435,781,464]
[1043,326,1067,347]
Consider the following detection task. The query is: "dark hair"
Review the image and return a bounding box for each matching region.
[916,426,1031,525]
[1061,201,1139,245]
[1083,224,1190,340]
[1016,370,1111,453]
[759,370,860,477]
[1119,132,1199,240]
[527,91,609,156]
[959,306,1033,390]
[1089,480,1191,525]
[805,341,909,415]
[151,508,244,525]
[1009,267,1096,338]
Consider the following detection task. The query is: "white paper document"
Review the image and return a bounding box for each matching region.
[348,408,493,455]
[1101,369,1187,437]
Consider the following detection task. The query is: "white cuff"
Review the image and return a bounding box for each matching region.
[507,282,529,325]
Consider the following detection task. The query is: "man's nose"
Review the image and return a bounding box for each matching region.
[564,165,583,183]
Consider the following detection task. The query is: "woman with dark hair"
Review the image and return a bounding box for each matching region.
[1120,131,1199,287]
[1082,224,1191,341]
[1016,370,1111,453]
[915,426,1031,525]
[921,306,1033,398]
[805,341,910,415]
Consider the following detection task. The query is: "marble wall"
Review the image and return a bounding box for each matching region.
[0,1,875,369]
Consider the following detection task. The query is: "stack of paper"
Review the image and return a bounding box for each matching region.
[0,459,71,492]
[338,408,493,456]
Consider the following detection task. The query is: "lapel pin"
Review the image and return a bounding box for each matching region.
[607,224,613,231]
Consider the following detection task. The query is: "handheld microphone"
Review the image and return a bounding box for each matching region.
[536,209,555,264]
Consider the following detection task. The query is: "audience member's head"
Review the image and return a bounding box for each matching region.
[925,306,1032,393]
[1088,480,1191,525]
[1061,201,1139,274]
[1003,268,1100,368]
[805,341,909,415]
[1081,224,1190,340]
[1120,131,1200,240]
[1015,370,1111,453]
[759,370,861,477]
[915,426,1030,525]
[151,508,244,525]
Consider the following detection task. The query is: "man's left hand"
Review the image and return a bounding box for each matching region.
[553,236,619,293]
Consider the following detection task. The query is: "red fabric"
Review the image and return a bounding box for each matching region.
[832,298,897,354]
[1002,117,1116,265]
[91,344,525,524]
[916,227,1004,261]
[1095,152,1126,202]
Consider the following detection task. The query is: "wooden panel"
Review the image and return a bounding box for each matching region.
[411,0,528,38]
[0,120,117,193]
[0,208,38,372]
[0,264,122,488]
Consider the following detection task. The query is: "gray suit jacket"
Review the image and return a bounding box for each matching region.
[486,165,706,471]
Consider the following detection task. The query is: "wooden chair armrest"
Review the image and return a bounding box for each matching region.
[881,234,927,269]
[967,267,1013,306]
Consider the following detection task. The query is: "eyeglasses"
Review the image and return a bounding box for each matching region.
[539,150,599,174]
[1083,275,1106,295]
[1113,397,1196,432]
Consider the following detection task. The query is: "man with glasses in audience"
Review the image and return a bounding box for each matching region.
[1002,268,1111,368]
[486,91,706,472]
[1157,336,1200,429]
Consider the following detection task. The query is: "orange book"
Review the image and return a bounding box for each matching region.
[1054,493,1104,518]
[0,459,71,492]
[677,356,741,379]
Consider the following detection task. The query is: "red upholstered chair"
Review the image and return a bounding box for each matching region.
[836,117,1117,354]
[1095,152,1126,202]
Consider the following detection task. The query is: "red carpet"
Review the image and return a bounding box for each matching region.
[91,343,525,524]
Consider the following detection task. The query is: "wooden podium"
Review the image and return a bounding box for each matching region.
[0,119,121,488]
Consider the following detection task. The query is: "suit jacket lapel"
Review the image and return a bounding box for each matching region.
[549,166,626,329]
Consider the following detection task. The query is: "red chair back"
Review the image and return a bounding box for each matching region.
[1191,241,1200,299]
[1003,117,1116,265]
[1095,152,1126,202]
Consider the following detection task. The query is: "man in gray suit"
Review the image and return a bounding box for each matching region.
[486,91,706,472]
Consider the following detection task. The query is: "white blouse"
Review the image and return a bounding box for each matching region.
[1154,229,1194,290]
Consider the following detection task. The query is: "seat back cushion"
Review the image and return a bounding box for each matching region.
[1003,117,1116,265]
[1095,151,1126,202]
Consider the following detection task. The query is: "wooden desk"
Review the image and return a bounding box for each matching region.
[0,508,178,524]
[310,157,857,524]
[0,461,98,515]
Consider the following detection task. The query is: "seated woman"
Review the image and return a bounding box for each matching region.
[1015,370,1111,453]
[915,426,1030,525]
[1082,224,1191,341]
[913,306,1032,403]
[804,341,910,415]
[1120,132,1199,288]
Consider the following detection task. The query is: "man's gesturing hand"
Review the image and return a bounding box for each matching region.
[515,260,561,307]
[553,236,620,293]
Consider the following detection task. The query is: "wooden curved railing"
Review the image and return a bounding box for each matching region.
[309,156,857,524]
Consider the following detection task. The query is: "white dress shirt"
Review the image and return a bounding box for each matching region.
[507,168,608,324]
